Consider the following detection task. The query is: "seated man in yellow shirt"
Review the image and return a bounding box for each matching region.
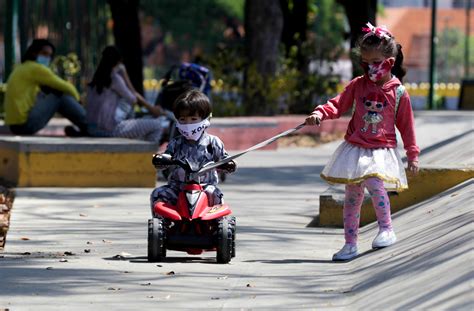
[4,39,89,136]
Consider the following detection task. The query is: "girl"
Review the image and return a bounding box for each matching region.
[305,23,419,261]
[86,46,165,142]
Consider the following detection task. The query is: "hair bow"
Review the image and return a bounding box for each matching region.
[362,22,392,40]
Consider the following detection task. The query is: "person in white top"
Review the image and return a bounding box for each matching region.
[86,46,165,143]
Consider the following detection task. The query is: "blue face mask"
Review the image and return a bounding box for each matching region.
[36,55,51,67]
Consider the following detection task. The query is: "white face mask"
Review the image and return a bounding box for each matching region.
[176,118,210,141]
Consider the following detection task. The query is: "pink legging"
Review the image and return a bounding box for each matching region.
[343,177,392,245]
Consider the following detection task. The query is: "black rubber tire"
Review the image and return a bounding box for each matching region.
[148,217,166,262]
[216,216,233,264]
[228,216,236,258]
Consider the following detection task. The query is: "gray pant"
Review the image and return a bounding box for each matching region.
[113,119,164,143]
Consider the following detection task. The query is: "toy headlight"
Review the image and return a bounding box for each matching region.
[186,191,201,206]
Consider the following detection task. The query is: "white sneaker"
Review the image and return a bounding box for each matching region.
[332,243,358,261]
[372,229,397,249]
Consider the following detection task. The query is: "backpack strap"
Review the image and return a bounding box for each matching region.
[395,84,405,120]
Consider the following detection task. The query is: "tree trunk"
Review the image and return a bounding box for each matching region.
[280,0,308,71]
[337,0,377,77]
[244,0,284,115]
[107,0,144,94]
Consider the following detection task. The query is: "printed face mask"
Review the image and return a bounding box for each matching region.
[37,55,51,67]
[176,118,210,141]
[362,59,393,82]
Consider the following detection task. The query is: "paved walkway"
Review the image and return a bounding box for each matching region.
[0,111,473,310]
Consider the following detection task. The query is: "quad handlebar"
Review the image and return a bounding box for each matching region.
[152,153,235,180]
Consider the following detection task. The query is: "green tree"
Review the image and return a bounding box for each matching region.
[437,28,474,82]
[209,0,346,116]
[283,0,346,113]
[243,0,284,115]
[140,0,244,63]
[336,0,377,77]
[108,0,144,94]
[280,0,308,71]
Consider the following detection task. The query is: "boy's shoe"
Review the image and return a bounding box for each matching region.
[372,229,397,249]
[332,243,358,261]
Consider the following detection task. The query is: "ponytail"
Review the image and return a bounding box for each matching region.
[391,43,406,82]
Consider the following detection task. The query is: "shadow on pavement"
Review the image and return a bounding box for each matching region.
[103,255,216,264]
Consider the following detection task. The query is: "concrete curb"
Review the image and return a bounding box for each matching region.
[0,136,158,187]
[316,167,474,227]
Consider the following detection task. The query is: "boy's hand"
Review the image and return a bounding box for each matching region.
[408,160,419,174]
[305,113,321,126]
[152,153,173,169]
[218,160,236,173]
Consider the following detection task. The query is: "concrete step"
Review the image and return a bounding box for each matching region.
[0,136,158,187]
[318,166,474,227]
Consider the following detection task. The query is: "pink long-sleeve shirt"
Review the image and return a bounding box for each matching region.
[313,75,420,162]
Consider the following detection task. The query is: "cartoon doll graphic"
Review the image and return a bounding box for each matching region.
[361,93,387,134]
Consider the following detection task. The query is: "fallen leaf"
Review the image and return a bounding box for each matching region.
[64,251,75,256]
[123,271,131,274]
[156,294,171,301]
[84,249,91,253]
[79,213,88,217]
[246,283,253,287]
[112,253,131,260]
[450,193,458,197]
[20,237,30,241]
[165,271,175,275]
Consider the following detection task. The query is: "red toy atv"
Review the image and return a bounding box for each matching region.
[148,154,236,263]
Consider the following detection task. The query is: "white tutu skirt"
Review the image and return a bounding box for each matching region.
[321,141,408,192]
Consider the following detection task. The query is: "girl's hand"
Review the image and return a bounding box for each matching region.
[305,113,321,126]
[408,160,419,174]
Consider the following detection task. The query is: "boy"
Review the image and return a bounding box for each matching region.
[150,89,236,212]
